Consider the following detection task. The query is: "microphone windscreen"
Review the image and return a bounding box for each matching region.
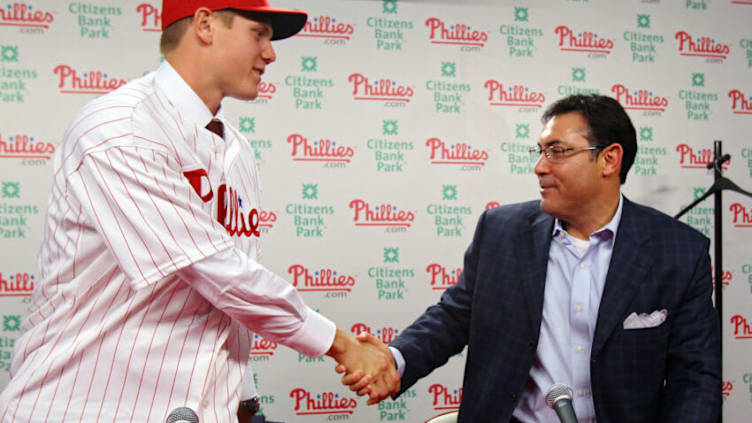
[166,406,199,423]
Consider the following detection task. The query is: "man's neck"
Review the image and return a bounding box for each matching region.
[562,191,620,240]
[165,55,222,115]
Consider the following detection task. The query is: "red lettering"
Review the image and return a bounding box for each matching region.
[425,17,488,44]
[136,3,160,28]
[348,199,415,224]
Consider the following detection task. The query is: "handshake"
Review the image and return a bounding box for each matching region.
[326,328,402,405]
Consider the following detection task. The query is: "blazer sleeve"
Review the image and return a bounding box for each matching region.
[389,211,488,394]
[658,236,721,422]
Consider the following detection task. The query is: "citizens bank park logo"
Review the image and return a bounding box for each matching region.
[288,264,356,295]
[611,84,669,113]
[287,133,354,167]
[675,144,730,170]
[0,271,34,297]
[0,3,54,30]
[136,3,160,32]
[554,25,614,57]
[730,314,752,339]
[250,334,278,359]
[426,137,488,168]
[728,89,752,115]
[54,64,126,94]
[349,199,415,231]
[347,73,414,105]
[484,79,545,109]
[426,263,461,291]
[289,388,357,417]
[429,384,461,413]
[425,17,488,50]
[674,31,730,62]
[730,202,752,228]
[350,322,400,344]
[0,132,54,160]
[297,15,354,43]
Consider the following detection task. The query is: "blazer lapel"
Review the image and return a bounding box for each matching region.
[517,207,554,338]
[591,198,652,357]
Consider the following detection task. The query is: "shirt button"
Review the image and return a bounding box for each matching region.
[579,263,586,270]
[578,390,585,397]
[577,346,583,353]
[576,305,583,312]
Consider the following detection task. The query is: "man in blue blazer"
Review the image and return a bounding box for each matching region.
[353,94,721,422]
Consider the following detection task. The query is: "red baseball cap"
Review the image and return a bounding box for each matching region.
[161,0,307,40]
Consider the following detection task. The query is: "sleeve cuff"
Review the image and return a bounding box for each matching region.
[283,306,336,358]
[389,346,406,377]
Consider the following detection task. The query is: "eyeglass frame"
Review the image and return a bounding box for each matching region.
[528,144,608,162]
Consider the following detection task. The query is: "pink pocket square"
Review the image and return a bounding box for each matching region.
[623,309,667,329]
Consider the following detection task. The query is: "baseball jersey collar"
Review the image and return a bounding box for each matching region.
[154,61,219,129]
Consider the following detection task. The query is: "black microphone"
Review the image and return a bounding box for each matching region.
[545,383,579,423]
[166,407,199,423]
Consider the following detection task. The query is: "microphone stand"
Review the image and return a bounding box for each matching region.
[674,140,752,423]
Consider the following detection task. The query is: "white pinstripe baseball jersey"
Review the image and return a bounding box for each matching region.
[0,62,335,423]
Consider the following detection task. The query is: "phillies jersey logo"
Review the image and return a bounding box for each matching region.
[0,2,54,29]
[287,133,354,163]
[425,137,488,166]
[728,90,752,115]
[611,84,669,112]
[730,203,752,228]
[287,264,356,292]
[485,201,500,210]
[298,15,354,40]
[730,314,752,339]
[54,65,127,94]
[251,334,278,356]
[347,73,414,103]
[136,3,160,32]
[675,144,730,170]
[484,80,545,108]
[554,25,614,54]
[349,199,415,227]
[425,17,488,47]
[0,272,34,297]
[674,31,730,59]
[256,81,276,100]
[428,384,462,411]
[350,323,399,344]
[426,263,461,290]
[0,133,55,159]
[289,388,357,416]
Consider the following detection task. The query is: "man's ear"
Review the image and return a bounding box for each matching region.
[600,142,623,179]
[192,7,214,45]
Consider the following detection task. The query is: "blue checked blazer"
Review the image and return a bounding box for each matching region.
[390,198,721,423]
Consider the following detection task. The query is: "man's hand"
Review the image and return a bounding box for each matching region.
[326,328,401,405]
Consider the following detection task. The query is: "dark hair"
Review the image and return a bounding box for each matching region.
[541,94,637,184]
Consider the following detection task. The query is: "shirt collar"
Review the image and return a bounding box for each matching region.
[154,61,222,128]
[552,193,623,246]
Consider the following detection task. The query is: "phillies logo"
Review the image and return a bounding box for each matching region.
[251,334,278,356]
[484,80,545,108]
[485,201,500,210]
[611,84,669,112]
[259,210,277,229]
[0,133,54,160]
[350,323,400,344]
[554,25,614,54]
[136,3,160,32]
[674,31,730,59]
[426,263,462,291]
[0,2,54,29]
[728,90,752,115]
[347,73,414,102]
[730,203,752,228]
[425,137,488,166]
[722,381,732,400]
[298,16,354,40]
[54,65,127,94]
[287,264,356,292]
[349,199,415,228]
[287,133,354,163]
[428,384,462,411]
[217,184,260,238]
[711,268,733,287]
[425,17,488,47]
[255,81,276,100]
[289,388,357,416]
[0,272,34,297]
[675,144,730,170]
[730,315,752,339]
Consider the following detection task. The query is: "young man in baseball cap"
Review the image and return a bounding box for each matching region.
[0,1,398,422]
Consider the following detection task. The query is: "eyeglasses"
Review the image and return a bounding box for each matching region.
[528,145,606,162]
